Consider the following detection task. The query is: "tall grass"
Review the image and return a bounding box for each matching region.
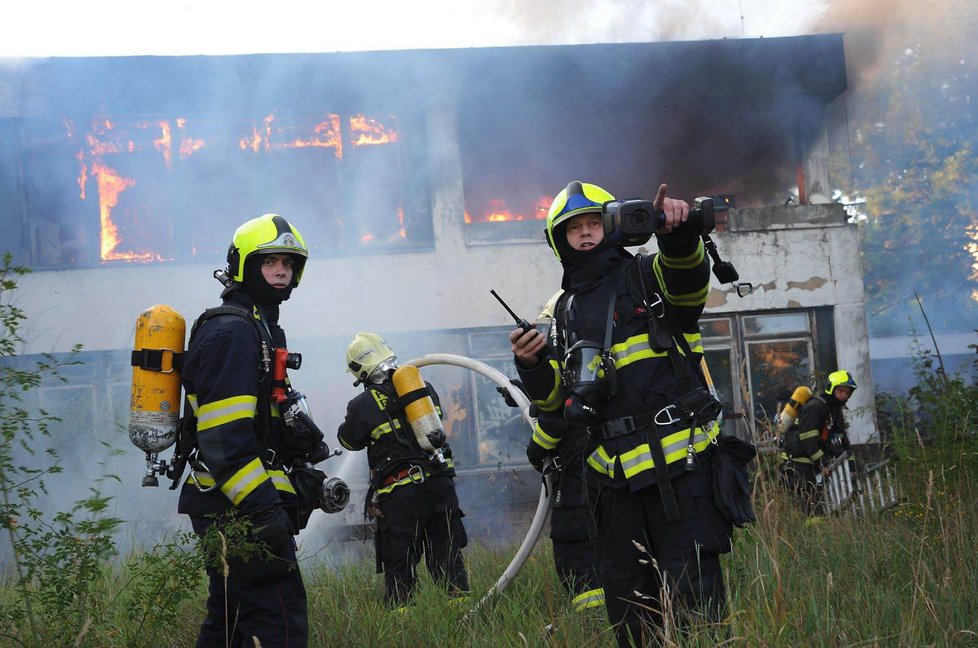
[1,436,976,646]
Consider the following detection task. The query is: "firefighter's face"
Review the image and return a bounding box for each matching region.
[565,212,604,251]
[261,253,294,289]
[834,386,853,402]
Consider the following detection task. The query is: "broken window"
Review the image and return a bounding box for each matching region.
[16,111,431,268]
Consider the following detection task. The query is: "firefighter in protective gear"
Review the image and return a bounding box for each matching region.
[337,332,470,607]
[523,295,604,613]
[510,181,731,647]
[178,213,310,648]
[779,370,856,517]
[527,412,605,613]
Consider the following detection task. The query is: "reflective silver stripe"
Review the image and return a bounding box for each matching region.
[197,395,257,432]
[221,457,270,506]
[572,588,605,611]
[269,469,296,495]
[532,422,560,450]
[587,447,615,477]
[619,445,654,478]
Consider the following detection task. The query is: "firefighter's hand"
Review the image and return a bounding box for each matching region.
[497,379,527,407]
[242,507,298,584]
[821,466,832,478]
[653,183,690,234]
[249,507,294,555]
[526,442,550,473]
[510,327,547,367]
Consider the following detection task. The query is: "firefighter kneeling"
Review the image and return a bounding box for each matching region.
[337,332,470,608]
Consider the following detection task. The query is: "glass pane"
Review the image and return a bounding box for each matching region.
[747,339,812,428]
[743,313,810,336]
[701,318,731,338]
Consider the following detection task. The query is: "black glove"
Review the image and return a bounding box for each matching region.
[497,379,527,408]
[526,442,550,473]
[712,435,757,528]
[249,506,295,555]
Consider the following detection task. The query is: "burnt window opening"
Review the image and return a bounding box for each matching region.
[456,62,819,246]
[16,111,432,269]
[703,310,825,444]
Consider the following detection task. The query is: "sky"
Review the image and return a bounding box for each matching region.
[1,0,831,58]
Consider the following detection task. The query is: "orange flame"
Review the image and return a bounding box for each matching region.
[467,195,552,223]
[151,120,173,169]
[350,114,398,146]
[92,161,138,260]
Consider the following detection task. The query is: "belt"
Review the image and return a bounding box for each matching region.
[381,464,426,487]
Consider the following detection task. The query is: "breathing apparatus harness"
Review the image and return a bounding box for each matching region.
[171,299,349,519]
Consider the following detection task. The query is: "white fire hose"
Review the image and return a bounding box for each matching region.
[405,353,553,617]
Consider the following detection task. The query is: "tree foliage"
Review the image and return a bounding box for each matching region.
[843,3,978,334]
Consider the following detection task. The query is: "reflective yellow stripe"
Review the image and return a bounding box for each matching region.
[197,395,257,432]
[269,469,296,495]
[609,334,670,369]
[534,359,564,412]
[683,332,703,354]
[532,422,560,450]
[656,239,704,270]
[222,457,270,505]
[188,470,216,487]
[572,588,605,611]
[187,394,198,414]
[620,444,655,479]
[653,249,709,307]
[781,451,823,465]
[798,429,820,440]
[374,460,455,496]
[586,445,615,478]
[371,418,404,441]
[593,423,720,480]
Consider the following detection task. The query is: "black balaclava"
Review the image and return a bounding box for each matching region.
[242,253,296,307]
[554,220,626,292]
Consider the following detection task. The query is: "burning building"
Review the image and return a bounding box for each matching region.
[0,34,876,543]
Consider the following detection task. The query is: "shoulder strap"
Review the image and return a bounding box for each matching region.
[188,304,258,345]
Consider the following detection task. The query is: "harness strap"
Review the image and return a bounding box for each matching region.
[131,348,184,373]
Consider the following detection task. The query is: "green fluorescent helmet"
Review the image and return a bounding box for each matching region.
[544,181,615,261]
[227,214,308,286]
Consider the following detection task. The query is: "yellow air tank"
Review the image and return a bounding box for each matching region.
[392,365,446,452]
[776,385,813,436]
[129,304,185,455]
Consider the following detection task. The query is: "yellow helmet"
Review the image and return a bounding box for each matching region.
[545,181,615,261]
[346,332,398,385]
[824,370,857,396]
[227,214,308,286]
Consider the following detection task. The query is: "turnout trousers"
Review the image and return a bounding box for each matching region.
[591,459,731,647]
[190,515,307,648]
[779,460,824,517]
[376,474,469,606]
[550,462,603,611]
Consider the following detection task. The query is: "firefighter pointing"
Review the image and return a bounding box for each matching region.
[337,332,470,609]
[178,213,316,647]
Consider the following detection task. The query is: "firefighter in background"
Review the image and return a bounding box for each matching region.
[337,332,470,608]
[523,291,604,613]
[779,370,856,517]
[510,181,733,647]
[179,214,311,647]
